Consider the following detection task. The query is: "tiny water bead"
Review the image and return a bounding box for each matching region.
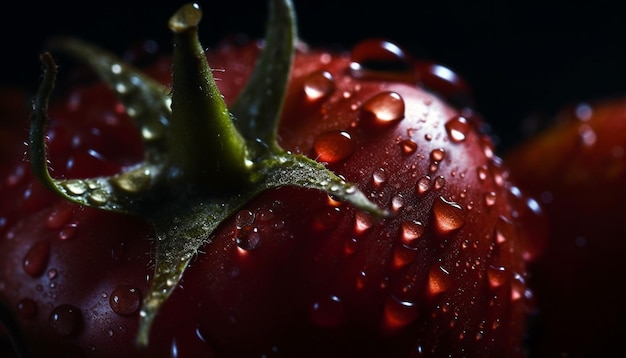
[109,285,142,316]
[49,304,82,337]
[22,240,51,278]
[303,70,336,101]
[416,175,431,196]
[360,91,405,127]
[399,139,418,155]
[313,130,355,165]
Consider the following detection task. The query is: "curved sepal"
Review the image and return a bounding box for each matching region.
[230,0,296,152]
[30,53,162,213]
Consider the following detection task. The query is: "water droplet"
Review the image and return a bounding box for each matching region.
[416,176,431,196]
[109,285,142,316]
[444,115,471,142]
[391,195,404,212]
[344,237,359,256]
[476,165,489,181]
[432,196,465,236]
[62,180,87,196]
[400,221,425,249]
[87,189,108,205]
[433,175,446,190]
[399,139,417,155]
[303,70,336,101]
[427,265,450,295]
[430,148,446,162]
[383,294,419,330]
[17,298,38,319]
[578,124,597,147]
[484,191,497,207]
[360,91,405,127]
[349,39,413,80]
[49,304,82,336]
[112,167,152,193]
[372,168,387,186]
[313,130,355,165]
[23,240,51,277]
[46,203,74,230]
[487,265,508,288]
[47,268,58,280]
[235,210,255,230]
[236,227,261,251]
[310,295,346,327]
[354,211,373,234]
[415,61,473,108]
[58,222,78,240]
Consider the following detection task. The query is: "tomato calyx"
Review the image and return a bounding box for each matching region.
[29,0,389,348]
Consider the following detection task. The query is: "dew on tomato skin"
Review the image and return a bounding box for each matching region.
[22,240,51,278]
[399,138,417,155]
[391,195,404,212]
[430,148,446,162]
[360,91,405,127]
[313,130,355,165]
[49,304,82,337]
[46,202,74,229]
[416,175,431,196]
[372,167,387,187]
[484,191,497,207]
[392,244,419,269]
[349,39,413,80]
[344,237,359,256]
[444,115,471,143]
[414,61,473,108]
[400,220,425,249]
[433,175,446,190]
[235,226,261,251]
[487,265,509,288]
[58,222,79,240]
[17,298,38,319]
[109,285,142,316]
[432,196,466,236]
[303,70,336,101]
[383,294,419,331]
[310,294,346,327]
[476,165,489,182]
[354,211,374,234]
[427,265,451,296]
[235,209,255,230]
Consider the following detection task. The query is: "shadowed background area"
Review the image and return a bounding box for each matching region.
[2,0,624,151]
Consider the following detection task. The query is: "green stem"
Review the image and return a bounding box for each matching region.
[167,4,250,190]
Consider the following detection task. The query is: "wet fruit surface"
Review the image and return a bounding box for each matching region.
[0,3,547,357]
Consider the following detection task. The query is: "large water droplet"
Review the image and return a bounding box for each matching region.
[49,304,82,336]
[313,130,355,165]
[400,221,425,249]
[349,39,413,80]
[444,115,471,142]
[235,210,255,230]
[303,70,336,101]
[236,227,261,251]
[383,294,419,331]
[415,61,473,108]
[354,211,374,234]
[360,91,405,127]
[416,175,431,196]
[487,265,509,288]
[427,265,450,295]
[109,285,142,316]
[23,240,51,277]
[46,203,74,229]
[310,295,346,327]
[432,196,466,236]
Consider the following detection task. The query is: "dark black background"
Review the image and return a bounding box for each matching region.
[2,0,624,151]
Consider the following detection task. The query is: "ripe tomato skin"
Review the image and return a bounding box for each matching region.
[0,36,544,357]
[507,99,626,357]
